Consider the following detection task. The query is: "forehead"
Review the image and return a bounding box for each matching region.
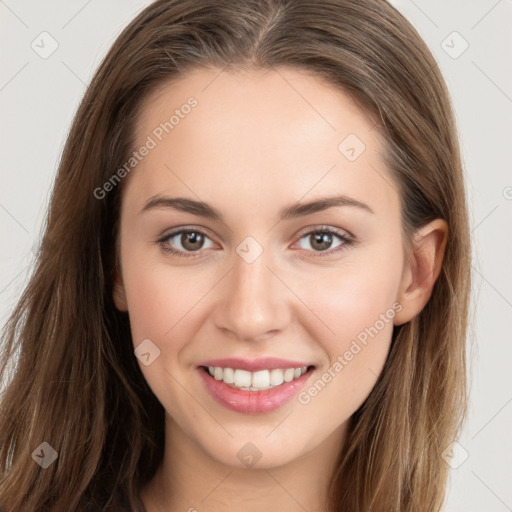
[125,66,398,219]
[135,66,378,151]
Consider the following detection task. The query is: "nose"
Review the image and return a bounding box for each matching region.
[213,247,291,342]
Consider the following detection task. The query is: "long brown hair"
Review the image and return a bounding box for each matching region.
[0,0,471,510]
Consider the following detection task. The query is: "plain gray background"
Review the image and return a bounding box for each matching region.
[1,1,511,510]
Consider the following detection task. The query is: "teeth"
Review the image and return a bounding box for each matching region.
[234,369,252,388]
[223,367,235,384]
[252,370,271,389]
[270,368,284,386]
[283,368,295,382]
[206,365,310,391]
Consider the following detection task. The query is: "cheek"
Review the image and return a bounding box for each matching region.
[121,256,207,411]
[121,260,176,343]
[119,231,211,344]
[297,245,403,402]
[304,245,403,341]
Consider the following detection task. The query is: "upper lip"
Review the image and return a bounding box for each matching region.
[198,357,314,372]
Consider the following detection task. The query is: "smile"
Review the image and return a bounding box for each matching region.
[205,365,308,391]
[197,358,315,413]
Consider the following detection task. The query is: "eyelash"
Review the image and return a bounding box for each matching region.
[157,225,355,259]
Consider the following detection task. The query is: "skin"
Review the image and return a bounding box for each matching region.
[113,66,447,511]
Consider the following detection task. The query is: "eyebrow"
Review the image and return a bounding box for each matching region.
[139,194,374,220]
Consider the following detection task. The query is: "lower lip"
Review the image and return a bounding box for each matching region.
[198,367,314,414]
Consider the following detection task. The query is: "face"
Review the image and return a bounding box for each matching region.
[114,66,407,469]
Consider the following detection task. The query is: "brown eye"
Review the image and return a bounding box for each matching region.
[158,228,215,257]
[297,227,351,254]
[309,232,334,251]
[180,231,205,251]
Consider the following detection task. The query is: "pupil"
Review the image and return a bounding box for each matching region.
[183,232,203,250]
[313,232,331,251]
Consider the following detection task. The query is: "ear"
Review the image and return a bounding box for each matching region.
[394,219,448,326]
[113,266,128,312]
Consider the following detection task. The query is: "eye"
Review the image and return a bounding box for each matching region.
[295,226,353,257]
[157,225,354,259]
[158,228,216,258]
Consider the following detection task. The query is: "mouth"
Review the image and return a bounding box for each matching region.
[197,360,316,413]
[200,364,313,391]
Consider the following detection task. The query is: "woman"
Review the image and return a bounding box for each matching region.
[0,0,471,510]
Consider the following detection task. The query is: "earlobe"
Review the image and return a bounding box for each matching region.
[113,268,128,312]
[394,219,448,325]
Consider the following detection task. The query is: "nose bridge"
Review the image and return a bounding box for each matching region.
[215,238,290,341]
